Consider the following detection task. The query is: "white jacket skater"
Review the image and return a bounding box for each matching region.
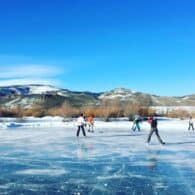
[77,115,86,126]
[76,113,86,136]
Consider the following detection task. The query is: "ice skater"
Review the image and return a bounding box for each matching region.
[76,113,86,137]
[131,115,141,131]
[188,116,194,131]
[147,116,165,145]
[87,115,94,132]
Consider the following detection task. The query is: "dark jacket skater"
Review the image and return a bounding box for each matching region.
[132,115,141,131]
[147,116,165,145]
[188,116,194,131]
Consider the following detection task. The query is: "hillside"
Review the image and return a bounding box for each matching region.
[0,85,195,109]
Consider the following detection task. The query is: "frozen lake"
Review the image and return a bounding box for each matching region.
[0,119,195,194]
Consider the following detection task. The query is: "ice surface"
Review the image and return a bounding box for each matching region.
[0,118,195,194]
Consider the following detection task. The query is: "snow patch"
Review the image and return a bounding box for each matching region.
[29,85,59,94]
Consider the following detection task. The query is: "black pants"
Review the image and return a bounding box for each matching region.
[77,125,86,136]
[188,123,194,130]
[147,127,164,144]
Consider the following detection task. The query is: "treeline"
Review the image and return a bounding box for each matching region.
[48,102,154,121]
[0,101,151,120]
[47,102,195,120]
[0,101,194,120]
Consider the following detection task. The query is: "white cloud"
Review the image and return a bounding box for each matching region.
[0,65,63,79]
[0,78,61,87]
[0,64,64,87]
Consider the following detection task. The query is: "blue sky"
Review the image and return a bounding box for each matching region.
[0,0,194,96]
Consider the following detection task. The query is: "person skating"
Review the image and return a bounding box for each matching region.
[76,113,86,137]
[188,116,194,131]
[87,115,94,132]
[147,116,165,145]
[131,115,141,131]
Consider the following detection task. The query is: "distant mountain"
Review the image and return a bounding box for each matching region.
[0,85,100,109]
[99,88,195,107]
[0,85,195,109]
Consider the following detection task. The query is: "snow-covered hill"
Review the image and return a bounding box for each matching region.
[0,85,99,109]
[99,88,136,100]
[0,85,195,109]
[0,84,70,96]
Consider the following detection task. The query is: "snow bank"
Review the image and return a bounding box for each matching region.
[0,116,65,129]
[151,106,195,113]
[0,117,191,131]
